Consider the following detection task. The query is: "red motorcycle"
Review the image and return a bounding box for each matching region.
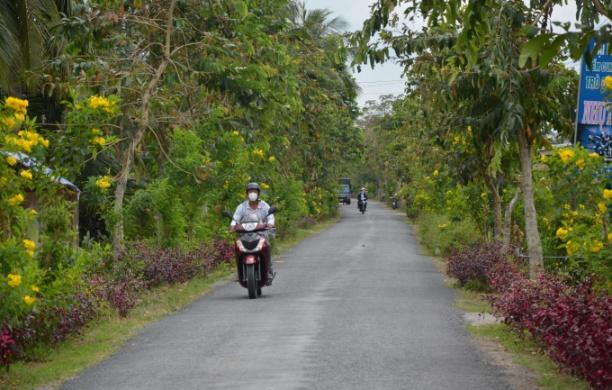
[224,207,277,299]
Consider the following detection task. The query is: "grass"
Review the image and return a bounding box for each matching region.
[0,218,338,390]
[469,324,590,390]
[454,288,492,313]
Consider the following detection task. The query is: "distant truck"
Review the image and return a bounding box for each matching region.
[338,177,352,205]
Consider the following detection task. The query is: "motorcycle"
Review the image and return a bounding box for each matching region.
[391,196,399,209]
[358,199,367,214]
[223,207,277,299]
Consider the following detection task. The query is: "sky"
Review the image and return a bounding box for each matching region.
[304,0,581,107]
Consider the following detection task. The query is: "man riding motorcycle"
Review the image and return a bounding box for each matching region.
[357,187,368,212]
[230,182,276,282]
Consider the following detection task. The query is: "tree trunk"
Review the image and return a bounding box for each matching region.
[485,175,502,239]
[112,0,176,260]
[517,128,543,278]
[502,187,521,253]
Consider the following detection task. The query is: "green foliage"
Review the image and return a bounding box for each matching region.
[417,212,481,256]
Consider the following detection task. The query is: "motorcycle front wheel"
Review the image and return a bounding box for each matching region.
[246,264,257,299]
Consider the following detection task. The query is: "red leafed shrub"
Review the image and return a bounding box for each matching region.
[18,294,98,344]
[491,275,612,389]
[211,239,235,265]
[486,260,523,291]
[446,242,511,288]
[130,240,233,287]
[0,327,17,369]
[89,276,142,318]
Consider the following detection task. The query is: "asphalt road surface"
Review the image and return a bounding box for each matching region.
[63,201,509,390]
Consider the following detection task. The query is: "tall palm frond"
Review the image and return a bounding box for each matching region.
[0,0,66,95]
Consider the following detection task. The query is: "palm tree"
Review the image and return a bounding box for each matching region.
[0,0,71,95]
[286,1,349,41]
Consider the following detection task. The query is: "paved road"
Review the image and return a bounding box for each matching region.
[63,202,509,390]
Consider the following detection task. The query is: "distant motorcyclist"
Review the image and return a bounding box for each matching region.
[230,182,276,280]
[357,187,368,212]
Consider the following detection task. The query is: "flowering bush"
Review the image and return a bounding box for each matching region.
[535,146,611,284]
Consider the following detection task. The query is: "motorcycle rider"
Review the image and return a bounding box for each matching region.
[230,182,276,281]
[357,186,368,211]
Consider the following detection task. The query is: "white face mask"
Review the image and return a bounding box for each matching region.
[248,192,259,202]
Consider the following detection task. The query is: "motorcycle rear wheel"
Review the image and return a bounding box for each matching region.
[246,264,257,299]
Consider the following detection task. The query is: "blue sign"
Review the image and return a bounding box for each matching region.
[575,41,612,161]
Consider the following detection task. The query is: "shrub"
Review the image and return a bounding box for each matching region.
[491,275,612,389]
[418,212,481,255]
[0,327,17,369]
[446,242,510,289]
[129,240,233,288]
[89,276,139,318]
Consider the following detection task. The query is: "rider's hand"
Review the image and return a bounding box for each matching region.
[229,225,236,232]
[266,223,274,229]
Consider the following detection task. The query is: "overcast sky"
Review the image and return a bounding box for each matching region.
[304,0,581,107]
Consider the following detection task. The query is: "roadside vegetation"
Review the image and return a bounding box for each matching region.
[354,1,611,388]
[0,0,363,378]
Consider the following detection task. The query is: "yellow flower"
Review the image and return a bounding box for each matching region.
[91,128,102,136]
[604,189,612,200]
[30,285,40,293]
[26,250,34,257]
[437,223,448,229]
[556,227,569,240]
[598,202,608,214]
[1,116,16,128]
[589,241,603,253]
[575,159,585,169]
[589,152,601,159]
[232,131,240,137]
[23,295,36,305]
[40,138,49,148]
[540,154,548,163]
[452,136,460,145]
[8,193,24,205]
[23,239,36,252]
[14,112,25,122]
[88,95,114,113]
[7,273,21,287]
[5,97,28,114]
[253,149,265,158]
[480,192,487,199]
[28,209,37,216]
[605,75,612,90]
[433,170,439,177]
[91,136,106,146]
[96,176,112,189]
[565,240,580,256]
[558,148,575,164]
[6,156,17,166]
[268,156,276,162]
[261,183,270,190]
[20,169,33,180]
